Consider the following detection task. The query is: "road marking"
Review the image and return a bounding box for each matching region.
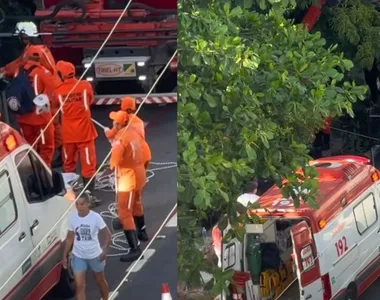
[125,249,156,275]
[144,121,149,127]
[105,290,119,300]
[165,213,177,227]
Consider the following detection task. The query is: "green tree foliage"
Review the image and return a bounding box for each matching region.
[177,0,367,295]
[315,0,380,70]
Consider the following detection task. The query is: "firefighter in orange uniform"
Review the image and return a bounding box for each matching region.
[109,110,146,262]
[17,45,56,167]
[53,61,100,206]
[33,45,64,168]
[105,97,150,241]
[24,44,63,167]
[2,43,58,79]
[32,45,63,167]
[105,97,151,169]
[120,97,151,170]
[1,43,63,166]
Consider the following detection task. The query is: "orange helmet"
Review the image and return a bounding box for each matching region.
[121,96,136,111]
[23,44,44,61]
[22,44,57,74]
[109,110,129,124]
[56,61,76,79]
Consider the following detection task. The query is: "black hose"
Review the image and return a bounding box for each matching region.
[0,7,4,25]
[128,2,177,14]
[3,0,86,22]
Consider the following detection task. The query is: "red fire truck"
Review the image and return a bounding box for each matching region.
[33,0,177,106]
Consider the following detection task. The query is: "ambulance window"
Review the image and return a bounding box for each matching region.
[15,150,54,202]
[29,152,54,193]
[0,171,17,236]
[353,193,378,235]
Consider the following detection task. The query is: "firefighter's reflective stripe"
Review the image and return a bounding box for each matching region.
[33,74,39,95]
[58,94,64,114]
[63,147,67,160]
[84,146,90,165]
[83,89,88,111]
[40,129,45,145]
[41,51,55,72]
[127,191,133,210]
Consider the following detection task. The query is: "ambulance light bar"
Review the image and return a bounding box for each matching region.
[252,208,297,214]
[318,219,327,229]
[371,171,379,182]
[4,134,17,152]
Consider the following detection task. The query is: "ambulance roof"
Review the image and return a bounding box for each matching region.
[257,155,377,222]
[0,122,27,162]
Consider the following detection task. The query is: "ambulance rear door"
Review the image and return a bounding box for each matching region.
[291,221,323,300]
[221,222,244,273]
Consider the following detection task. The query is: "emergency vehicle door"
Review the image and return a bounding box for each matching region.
[13,148,67,250]
[0,165,34,299]
[221,223,241,272]
[290,221,323,300]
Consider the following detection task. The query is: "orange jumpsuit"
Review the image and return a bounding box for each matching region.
[17,61,55,167]
[27,44,62,149]
[40,69,62,150]
[3,44,63,149]
[2,43,57,77]
[110,125,147,230]
[53,78,98,178]
[106,116,150,216]
[106,115,151,169]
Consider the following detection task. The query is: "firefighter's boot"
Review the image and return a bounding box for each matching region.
[82,177,101,207]
[134,215,149,241]
[120,230,143,262]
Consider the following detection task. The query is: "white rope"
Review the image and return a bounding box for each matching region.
[67,161,176,257]
[109,203,177,298]
[68,116,177,258]
[83,162,177,193]
[0,0,134,206]
[0,49,177,292]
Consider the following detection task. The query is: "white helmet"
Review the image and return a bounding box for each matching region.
[15,22,39,37]
[33,94,50,115]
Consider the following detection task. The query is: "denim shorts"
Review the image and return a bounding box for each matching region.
[71,254,105,273]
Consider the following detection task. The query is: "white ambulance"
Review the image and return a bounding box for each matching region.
[0,121,76,299]
[214,155,380,300]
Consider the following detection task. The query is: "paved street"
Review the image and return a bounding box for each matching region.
[279,277,379,299]
[360,278,380,299]
[45,104,177,299]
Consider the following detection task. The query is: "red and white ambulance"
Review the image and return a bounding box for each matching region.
[215,155,380,300]
[0,121,76,299]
